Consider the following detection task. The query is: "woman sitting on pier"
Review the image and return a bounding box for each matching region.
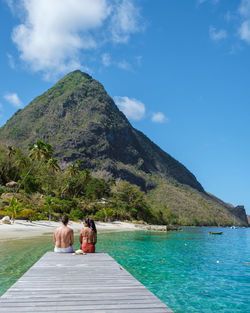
[79,218,97,253]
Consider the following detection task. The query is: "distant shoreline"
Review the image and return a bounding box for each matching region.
[2,219,244,241]
[0,220,142,241]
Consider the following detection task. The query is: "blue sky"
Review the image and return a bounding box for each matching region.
[0,0,250,214]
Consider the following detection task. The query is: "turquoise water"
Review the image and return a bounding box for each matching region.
[0,227,250,313]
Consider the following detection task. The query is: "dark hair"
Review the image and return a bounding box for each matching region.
[62,215,69,225]
[85,217,97,233]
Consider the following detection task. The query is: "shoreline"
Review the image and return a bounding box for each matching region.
[1,220,246,241]
[0,220,141,241]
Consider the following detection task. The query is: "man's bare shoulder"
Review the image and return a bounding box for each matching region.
[66,226,73,233]
[54,225,73,234]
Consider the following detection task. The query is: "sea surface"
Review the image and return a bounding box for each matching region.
[0,227,249,313]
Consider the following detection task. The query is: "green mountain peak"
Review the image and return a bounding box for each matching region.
[0,71,248,226]
[55,70,92,87]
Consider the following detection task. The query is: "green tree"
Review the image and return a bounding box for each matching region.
[6,146,16,159]
[22,174,41,193]
[14,154,29,176]
[159,206,179,225]
[44,196,55,221]
[10,140,54,203]
[29,140,53,162]
[112,181,154,222]
[66,160,82,177]
[46,158,61,173]
[100,208,115,222]
[70,208,84,220]
[85,178,109,200]
[5,197,24,223]
[62,168,91,197]
[22,208,35,222]
[0,145,18,184]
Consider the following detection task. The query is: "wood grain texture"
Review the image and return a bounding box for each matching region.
[0,252,174,313]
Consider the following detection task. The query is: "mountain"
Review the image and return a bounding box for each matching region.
[0,71,203,191]
[0,70,248,226]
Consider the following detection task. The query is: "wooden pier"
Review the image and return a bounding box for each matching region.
[0,252,173,313]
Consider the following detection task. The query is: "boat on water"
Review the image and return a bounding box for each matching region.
[209,232,223,235]
[231,225,238,229]
[231,217,238,229]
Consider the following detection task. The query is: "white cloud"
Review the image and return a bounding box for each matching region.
[114,96,145,121]
[239,0,250,17]
[238,1,250,43]
[102,53,111,67]
[239,21,250,43]
[4,93,23,108]
[11,0,109,79]
[8,0,143,79]
[209,26,227,41]
[151,112,167,123]
[110,0,143,43]
[101,54,133,71]
[5,0,15,13]
[117,60,131,71]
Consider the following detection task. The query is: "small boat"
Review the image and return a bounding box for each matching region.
[231,217,238,229]
[209,232,223,235]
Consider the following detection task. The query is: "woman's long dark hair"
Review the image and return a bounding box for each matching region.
[85,217,97,233]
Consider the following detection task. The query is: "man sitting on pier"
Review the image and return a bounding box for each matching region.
[54,215,74,253]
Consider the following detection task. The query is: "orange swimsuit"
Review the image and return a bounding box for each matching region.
[81,237,95,253]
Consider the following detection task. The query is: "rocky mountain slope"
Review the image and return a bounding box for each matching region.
[0,70,248,226]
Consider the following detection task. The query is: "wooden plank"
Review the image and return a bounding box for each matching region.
[0,307,173,313]
[0,252,174,313]
[0,299,166,305]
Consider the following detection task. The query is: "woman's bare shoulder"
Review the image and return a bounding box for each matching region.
[80,227,89,234]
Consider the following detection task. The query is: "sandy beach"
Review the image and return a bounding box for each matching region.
[0,220,138,241]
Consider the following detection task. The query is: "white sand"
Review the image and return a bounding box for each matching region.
[0,220,137,241]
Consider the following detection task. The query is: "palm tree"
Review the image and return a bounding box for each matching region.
[3,145,17,181]
[15,155,29,170]
[10,140,54,205]
[6,146,16,158]
[14,155,29,181]
[46,158,61,172]
[6,197,24,223]
[66,160,82,177]
[29,140,53,162]
[44,196,54,222]
[81,168,91,181]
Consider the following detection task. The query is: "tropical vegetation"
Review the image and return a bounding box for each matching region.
[0,141,160,224]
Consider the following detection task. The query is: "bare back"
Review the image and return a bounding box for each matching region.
[79,227,97,244]
[54,225,74,248]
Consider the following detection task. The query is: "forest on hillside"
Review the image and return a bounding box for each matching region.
[0,140,178,225]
